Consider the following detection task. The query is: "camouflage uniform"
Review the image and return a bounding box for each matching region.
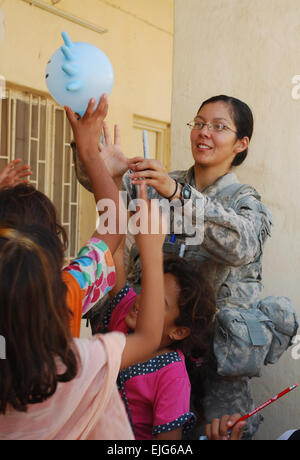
[122,167,272,440]
[71,143,272,439]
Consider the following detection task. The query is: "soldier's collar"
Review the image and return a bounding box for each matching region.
[186,168,239,197]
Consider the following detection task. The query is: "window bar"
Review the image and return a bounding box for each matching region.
[70,172,77,258]
[61,109,66,224]
[0,95,9,162]
[35,96,41,188]
[49,104,56,203]
[66,116,73,253]
[5,89,11,160]
[61,109,70,259]
[27,93,33,168]
[43,98,51,195]
[75,196,80,256]
[36,96,47,192]
[10,94,17,161]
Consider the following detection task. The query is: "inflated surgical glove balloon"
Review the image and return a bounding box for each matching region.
[46,31,114,116]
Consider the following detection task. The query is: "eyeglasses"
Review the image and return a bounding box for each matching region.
[187,120,237,134]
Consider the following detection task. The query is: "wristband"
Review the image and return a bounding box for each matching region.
[165,179,178,201]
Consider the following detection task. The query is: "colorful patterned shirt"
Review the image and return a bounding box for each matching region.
[63,237,116,336]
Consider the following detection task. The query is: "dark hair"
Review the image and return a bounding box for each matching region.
[198,95,254,167]
[0,224,78,414]
[0,184,68,250]
[163,255,216,424]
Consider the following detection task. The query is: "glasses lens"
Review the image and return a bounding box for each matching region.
[188,121,204,130]
[211,122,224,132]
[188,121,234,132]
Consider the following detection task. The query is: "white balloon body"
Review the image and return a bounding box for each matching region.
[46,39,114,116]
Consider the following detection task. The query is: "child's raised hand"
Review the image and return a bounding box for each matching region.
[98,122,130,182]
[132,181,167,257]
[65,94,108,158]
[0,159,32,188]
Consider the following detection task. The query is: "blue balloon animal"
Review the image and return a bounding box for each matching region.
[46,31,114,116]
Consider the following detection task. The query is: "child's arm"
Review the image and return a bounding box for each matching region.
[155,428,182,440]
[120,181,166,369]
[107,235,127,299]
[65,95,125,255]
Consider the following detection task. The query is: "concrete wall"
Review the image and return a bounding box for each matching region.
[172,0,300,440]
[0,0,173,246]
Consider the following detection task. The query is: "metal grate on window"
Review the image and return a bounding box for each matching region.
[0,85,80,260]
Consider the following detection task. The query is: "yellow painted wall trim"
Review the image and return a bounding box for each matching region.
[98,0,173,36]
[21,0,108,34]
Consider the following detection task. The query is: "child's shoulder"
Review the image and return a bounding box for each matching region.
[119,350,188,387]
[149,350,189,386]
[142,350,186,376]
[156,348,185,359]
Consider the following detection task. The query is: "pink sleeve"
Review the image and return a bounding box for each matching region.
[152,364,196,436]
[108,286,137,333]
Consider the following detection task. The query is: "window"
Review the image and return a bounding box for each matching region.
[0,84,80,260]
[132,115,170,170]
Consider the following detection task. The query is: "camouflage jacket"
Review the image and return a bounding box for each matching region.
[123,167,273,309]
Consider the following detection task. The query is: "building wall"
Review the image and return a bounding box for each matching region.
[172,0,300,440]
[0,0,174,246]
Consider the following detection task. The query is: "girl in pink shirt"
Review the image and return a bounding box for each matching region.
[93,243,217,440]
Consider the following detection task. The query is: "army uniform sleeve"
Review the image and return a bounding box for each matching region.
[123,170,272,268]
[187,185,272,267]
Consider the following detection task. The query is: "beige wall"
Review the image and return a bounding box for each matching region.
[173,0,300,440]
[0,0,173,246]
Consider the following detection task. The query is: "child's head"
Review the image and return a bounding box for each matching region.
[0,224,78,415]
[0,184,68,250]
[163,255,216,426]
[125,255,216,358]
[163,255,216,357]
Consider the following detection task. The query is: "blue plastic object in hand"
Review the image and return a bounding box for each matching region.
[46,31,114,116]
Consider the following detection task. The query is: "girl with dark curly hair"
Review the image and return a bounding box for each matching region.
[92,241,216,441]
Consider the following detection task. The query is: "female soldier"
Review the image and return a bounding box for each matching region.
[122,95,272,439]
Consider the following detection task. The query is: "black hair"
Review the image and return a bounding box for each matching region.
[0,184,68,250]
[163,255,216,425]
[199,95,254,167]
[0,224,78,414]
